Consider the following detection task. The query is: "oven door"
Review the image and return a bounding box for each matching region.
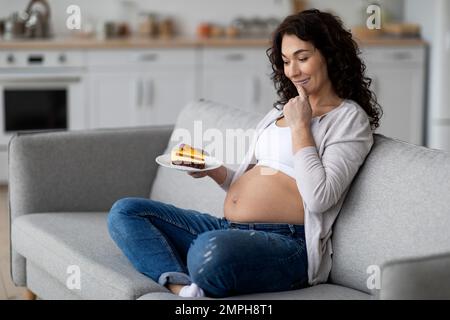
[0,75,86,145]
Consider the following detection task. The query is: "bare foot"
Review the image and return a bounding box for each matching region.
[166,283,185,295]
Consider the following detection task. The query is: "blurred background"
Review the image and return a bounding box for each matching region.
[0,0,405,38]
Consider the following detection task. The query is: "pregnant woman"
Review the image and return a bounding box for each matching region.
[107,9,381,298]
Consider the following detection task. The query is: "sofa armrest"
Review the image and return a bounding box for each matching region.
[9,125,173,220]
[379,252,450,299]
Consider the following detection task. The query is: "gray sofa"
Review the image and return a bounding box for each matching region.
[8,99,450,300]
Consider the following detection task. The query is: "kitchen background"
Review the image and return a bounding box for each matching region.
[0,0,449,300]
[0,0,448,186]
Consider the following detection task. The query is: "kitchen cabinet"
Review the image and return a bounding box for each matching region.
[139,68,196,126]
[88,73,142,128]
[362,46,427,145]
[88,47,275,129]
[200,48,277,114]
[200,45,427,146]
[87,49,197,129]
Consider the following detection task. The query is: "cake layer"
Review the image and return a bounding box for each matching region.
[171,160,205,169]
[173,151,204,161]
[171,143,206,169]
[171,155,205,164]
[178,144,205,158]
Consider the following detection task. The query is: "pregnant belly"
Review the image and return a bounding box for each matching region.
[223,166,304,224]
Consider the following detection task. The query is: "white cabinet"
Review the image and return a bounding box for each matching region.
[88,73,143,128]
[362,46,427,145]
[200,48,277,114]
[139,68,196,126]
[88,48,275,131]
[87,49,197,129]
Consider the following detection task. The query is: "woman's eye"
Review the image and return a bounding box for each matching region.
[283,58,307,65]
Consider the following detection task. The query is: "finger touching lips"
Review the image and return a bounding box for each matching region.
[297,85,308,99]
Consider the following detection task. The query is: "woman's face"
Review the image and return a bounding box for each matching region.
[281,34,330,97]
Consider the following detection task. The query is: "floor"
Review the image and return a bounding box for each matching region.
[0,185,27,300]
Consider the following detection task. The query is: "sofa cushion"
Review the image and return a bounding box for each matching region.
[138,283,370,300]
[150,100,267,217]
[26,260,83,300]
[11,212,167,299]
[330,135,450,294]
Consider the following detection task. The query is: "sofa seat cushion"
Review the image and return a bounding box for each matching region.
[11,212,168,300]
[138,283,370,300]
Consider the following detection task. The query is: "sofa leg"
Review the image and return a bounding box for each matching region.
[23,288,36,300]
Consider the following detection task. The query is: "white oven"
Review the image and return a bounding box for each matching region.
[0,50,87,181]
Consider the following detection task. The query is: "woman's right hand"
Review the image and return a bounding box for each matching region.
[187,166,226,183]
[187,170,209,179]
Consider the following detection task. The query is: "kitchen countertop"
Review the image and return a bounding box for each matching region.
[0,36,427,50]
[0,37,266,50]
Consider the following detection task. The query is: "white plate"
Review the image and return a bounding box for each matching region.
[155,154,222,172]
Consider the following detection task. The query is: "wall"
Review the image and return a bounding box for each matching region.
[0,0,404,37]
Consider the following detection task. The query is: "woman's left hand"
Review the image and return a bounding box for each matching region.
[283,86,312,130]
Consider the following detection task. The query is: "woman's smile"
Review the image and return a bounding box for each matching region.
[293,78,311,90]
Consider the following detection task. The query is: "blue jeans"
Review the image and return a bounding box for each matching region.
[107,197,309,298]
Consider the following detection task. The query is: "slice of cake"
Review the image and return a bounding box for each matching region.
[171,143,206,169]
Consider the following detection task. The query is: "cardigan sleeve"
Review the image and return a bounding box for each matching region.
[219,129,259,192]
[219,166,236,192]
[219,163,257,192]
[219,107,282,193]
[293,110,374,213]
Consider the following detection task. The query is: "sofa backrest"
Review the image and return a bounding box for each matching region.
[330,135,450,294]
[150,100,265,217]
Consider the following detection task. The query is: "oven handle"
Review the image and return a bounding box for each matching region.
[0,76,81,84]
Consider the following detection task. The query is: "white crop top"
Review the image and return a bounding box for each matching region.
[254,119,296,179]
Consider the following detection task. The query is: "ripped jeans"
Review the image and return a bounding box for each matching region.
[107,197,309,298]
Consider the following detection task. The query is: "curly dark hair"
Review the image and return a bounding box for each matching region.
[267,9,382,130]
